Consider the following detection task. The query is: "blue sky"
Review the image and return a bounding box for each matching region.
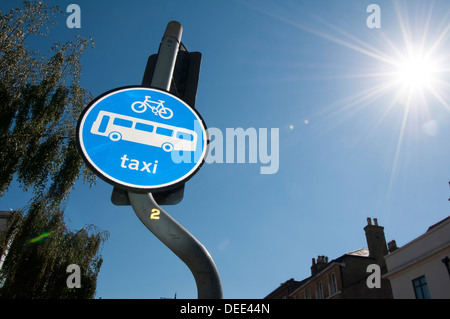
[1,0,449,299]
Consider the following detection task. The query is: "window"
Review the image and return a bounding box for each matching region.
[113,117,133,128]
[305,288,311,299]
[135,122,154,133]
[98,115,110,133]
[176,131,193,141]
[156,127,173,137]
[317,281,324,299]
[329,273,337,296]
[412,276,430,299]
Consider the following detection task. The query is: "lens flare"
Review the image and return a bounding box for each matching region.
[28,232,53,243]
[392,53,437,90]
[242,0,450,198]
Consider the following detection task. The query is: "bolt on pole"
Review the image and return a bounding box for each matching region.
[127,21,222,299]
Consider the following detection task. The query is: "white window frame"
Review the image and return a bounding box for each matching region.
[328,272,338,296]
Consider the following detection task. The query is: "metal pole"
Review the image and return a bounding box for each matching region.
[151,21,182,90]
[128,192,222,299]
[127,21,222,299]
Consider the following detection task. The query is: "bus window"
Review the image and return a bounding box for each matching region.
[176,132,193,141]
[98,115,110,133]
[156,127,173,137]
[113,117,133,128]
[135,122,154,133]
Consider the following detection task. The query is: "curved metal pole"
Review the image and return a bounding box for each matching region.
[125,21,222,299]
[128,192,223,299]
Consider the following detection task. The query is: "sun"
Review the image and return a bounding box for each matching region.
[242,0,450,200]
[392,53,437,91]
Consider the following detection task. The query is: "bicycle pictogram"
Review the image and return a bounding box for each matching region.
[131,96,173,119]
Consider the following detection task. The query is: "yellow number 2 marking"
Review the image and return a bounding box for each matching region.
[150,208,160,220]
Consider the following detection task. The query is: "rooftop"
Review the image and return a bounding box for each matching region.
[427,215,450,232]
[0,211,11,218]
[345,248,369,257]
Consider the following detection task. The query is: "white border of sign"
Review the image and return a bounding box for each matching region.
[76,86,208,193]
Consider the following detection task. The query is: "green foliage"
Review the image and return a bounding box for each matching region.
[0,203,109,298]
[0,1,96,207]
[0,2,109,299]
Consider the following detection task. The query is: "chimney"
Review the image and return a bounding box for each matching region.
[310,255,329,276]
[364,217,388,266]
[388,240,398,253]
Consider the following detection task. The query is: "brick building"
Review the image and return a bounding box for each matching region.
[0,210,12,272]
[265,217,393,299]
[0,211,10,238]
[264,278,303,299]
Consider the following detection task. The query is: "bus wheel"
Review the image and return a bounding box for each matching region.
[109,131,122,141]
[161,142,174,152]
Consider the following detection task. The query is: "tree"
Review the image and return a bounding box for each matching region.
[0,202,109,298]
[0,1,96,208]
[0,2,108,298]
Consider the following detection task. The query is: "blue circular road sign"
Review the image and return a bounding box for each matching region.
[76,86,208,192]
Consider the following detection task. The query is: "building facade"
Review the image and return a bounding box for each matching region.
[0,211,10,238]
[264,278,303,299]
[265,217,393,299]
[0,211,12,272]
[383,216,450,299]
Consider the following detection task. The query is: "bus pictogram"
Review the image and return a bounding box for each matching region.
[90,110,197,152]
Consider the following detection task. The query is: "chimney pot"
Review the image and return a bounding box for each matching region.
[312,258,315,265]
[388,240,398,252]
[374,218,378,226]
[364,217,388,262]
[367,217,372,225]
